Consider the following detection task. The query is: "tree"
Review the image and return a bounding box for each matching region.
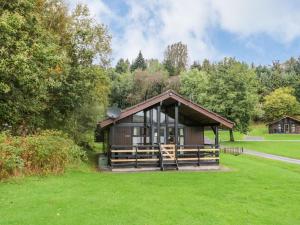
[190,61,201,70]
[180,69,209,104]
[180,58,259,133]
[110,72,135,109]
[263,87,300,121]
[0,0,67,134]
[130,51,146,72]
[115,58,130,74]
[110,69,168,109]
[163,42,188,76]
[44,3,111,144]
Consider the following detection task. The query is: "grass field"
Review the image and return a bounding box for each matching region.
[1,155,300,225]
[247,124,300,140]
[205,123,300,159]
[223,141,300,159]
[205,123,300,142]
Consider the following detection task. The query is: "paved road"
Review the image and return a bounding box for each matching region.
[243,149,300,165]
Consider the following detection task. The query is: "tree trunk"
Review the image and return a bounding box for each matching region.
[229,129,234,142]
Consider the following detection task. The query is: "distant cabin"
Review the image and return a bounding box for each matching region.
[96,90,234,171]
[268,116,300,134]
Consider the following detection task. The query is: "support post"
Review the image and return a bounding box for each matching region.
[229,129,234,142]
[143,109,146,145]
[215,126,219,148]
[150,109,154,146]
[175,103,179,147]
[157,104,161,145]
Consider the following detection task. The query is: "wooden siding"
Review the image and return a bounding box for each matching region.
[268,117,300,134]
[184,126,204,145]
[111,127,132,145]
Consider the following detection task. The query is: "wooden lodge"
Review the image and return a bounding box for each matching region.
[268,116,300,134]
[97,90,234,171]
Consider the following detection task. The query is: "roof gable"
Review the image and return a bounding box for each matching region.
[268,116,300,125]
[99,90,234,129]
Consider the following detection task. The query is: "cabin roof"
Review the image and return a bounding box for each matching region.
[267,115,300,125]
[98,90,234,129]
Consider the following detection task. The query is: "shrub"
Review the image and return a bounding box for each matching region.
[0,130,86,180]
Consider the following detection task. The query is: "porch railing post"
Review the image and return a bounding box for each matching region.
[135,146,138,168]
[197,145,200,166]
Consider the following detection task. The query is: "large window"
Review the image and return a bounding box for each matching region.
[132,127,150,145]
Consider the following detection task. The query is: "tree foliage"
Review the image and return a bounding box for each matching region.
[0,0,67,134]
[180,58,258,133]
[115,58,130,74]
[0,0,111,145]
[130,51,146,72]
[263,87,300,121]
[164,42,188,76]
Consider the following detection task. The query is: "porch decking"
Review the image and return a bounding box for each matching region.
[109,144,219,171]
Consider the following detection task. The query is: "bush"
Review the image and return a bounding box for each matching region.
[0,130,86,179]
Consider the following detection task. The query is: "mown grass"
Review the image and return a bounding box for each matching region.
[206,123,300,142]
[223,141,300,159]
[247,123,300,140]
[204,129,244,142]
[1,155,300,225]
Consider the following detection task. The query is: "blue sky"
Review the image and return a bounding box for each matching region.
[69,0,300,66]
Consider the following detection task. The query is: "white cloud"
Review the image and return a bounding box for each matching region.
[67,0,300,64]
[212,0,300,43]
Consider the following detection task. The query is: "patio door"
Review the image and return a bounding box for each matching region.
[284,124,289,133]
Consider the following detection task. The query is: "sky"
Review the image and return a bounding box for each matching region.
[68,0,300,66]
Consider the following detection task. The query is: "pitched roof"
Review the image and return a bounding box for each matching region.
[267,115,300,125]
[99,90,234,129]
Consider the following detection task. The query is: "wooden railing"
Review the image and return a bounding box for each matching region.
[109,144,219,168]
[221,147,243,155]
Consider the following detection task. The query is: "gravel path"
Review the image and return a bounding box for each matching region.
[243,149,300,165]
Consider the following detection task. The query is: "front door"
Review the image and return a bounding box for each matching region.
[284,124,289,133]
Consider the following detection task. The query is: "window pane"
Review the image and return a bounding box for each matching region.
[133,111,144,123]
[180,137,184,145]
[291,124,296,133]
[146,110,151,123]
[133,127,140,136]
[153,108,157,123]
[133,137,142,145]
[160,112,166,123]
[179,128,184,136]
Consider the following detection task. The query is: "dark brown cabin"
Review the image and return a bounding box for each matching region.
[268,116,300,134]
[97,90,234,171]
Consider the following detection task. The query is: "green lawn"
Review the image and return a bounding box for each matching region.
[204,129,244,142]
[222,141,300,159]
[1,155,300,225]
[247,124,300,140]
[205,123,300,142]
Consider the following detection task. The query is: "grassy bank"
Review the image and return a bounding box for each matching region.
[1,155,300,225]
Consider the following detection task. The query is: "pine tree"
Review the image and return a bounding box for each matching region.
[130,51,147,72]
[115,58,130,73]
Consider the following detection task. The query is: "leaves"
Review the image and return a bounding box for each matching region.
[263,87,300,121]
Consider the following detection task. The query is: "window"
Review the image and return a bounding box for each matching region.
[278,124,282,133]
[133,111,144,123]
[291,124,296,133]
[132,127,150,145]
[152,108,157,123]
[132,127,142,145]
